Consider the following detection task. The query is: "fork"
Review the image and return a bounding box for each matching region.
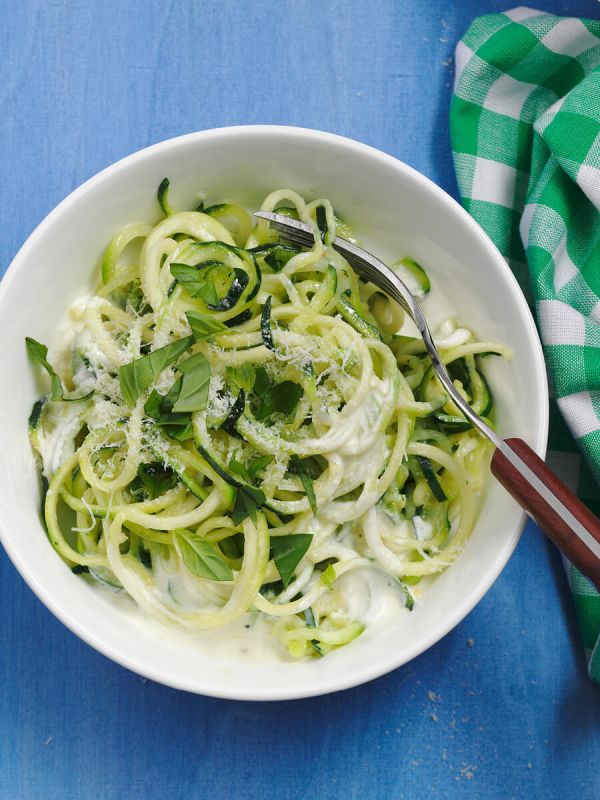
[255,210,600,589]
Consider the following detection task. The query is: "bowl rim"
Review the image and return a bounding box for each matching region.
[0,125,549,700]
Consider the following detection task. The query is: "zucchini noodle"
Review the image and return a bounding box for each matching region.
[26,182,510,660]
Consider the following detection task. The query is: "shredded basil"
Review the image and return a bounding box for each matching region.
[253,371,302,421]
[289,455,318,515]
[186,310,228,341]
[231,484,266,525]
[176,531,233,581]
[172,352,210,413]
[229,457,250,482]
[304,606,324,656]
[270,533,313,589]
[26,337,93,403]
[226,363,255,392]
[133,463,179,500]
[247,454,274,478]
[145,380,193,441]
[249,243,298,272]
[170,263,219,305]
[119,336,193,406]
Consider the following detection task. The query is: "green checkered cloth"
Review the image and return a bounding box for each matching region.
[450,7,600,680]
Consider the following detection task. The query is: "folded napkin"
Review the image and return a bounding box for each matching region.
[450,7,600,679]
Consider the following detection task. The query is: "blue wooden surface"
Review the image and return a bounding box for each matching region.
[1,1,599,798]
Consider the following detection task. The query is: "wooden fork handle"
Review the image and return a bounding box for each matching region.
[491,438,600,591]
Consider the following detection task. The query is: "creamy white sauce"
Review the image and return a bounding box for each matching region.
[90,564,416,665]
[53,274,462,663]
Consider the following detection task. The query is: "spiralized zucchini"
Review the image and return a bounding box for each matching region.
[26,183,510,659]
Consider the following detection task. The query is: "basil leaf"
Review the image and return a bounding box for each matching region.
[134,463,178,500]
[226,363,255,392]
[230,454,273,483]
[252,367,270,396]
[229,458,250,482]
[144,378,193,440]
[145,376,182,418]
[172,352,210,413]
[153,412,193,441]
[289,455,318,515]
[298,472,317,516]
[304,607,324,657]
[270,381,302,419]
[270,533,313,589]
[247,454,274,478]
[26,337,92,402]
[255,380,302,421]
[231,484,266,525]
[119,336,193,406]
[250,243,298,272]
[144,390,163,420]
[176,531,233,581]
[186,310,228,341]
[170,263,219,304]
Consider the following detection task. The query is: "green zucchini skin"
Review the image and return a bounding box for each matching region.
[418,356,494,432]
[28,397,46,430]
[224,309,253,327]
[221,390,246,437]
[157,178,174,216]
[261,296,275,351]
[203,204,253,246]
[338,291,382,341]
[415,455,447,502]
[209,267,249,311]
[394,258,431,297]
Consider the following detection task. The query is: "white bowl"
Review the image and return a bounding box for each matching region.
[0,126,548,700]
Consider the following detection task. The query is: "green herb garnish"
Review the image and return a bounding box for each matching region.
[170,263,219,305]
[289,455,318,516]
[176,531,233,581]
[186,310,228,341]
[231,484,266,525]
[253,374,302,422]
[119,336,193,406]
[172,352,210,413]
[270,533,313,589]
[227,363,256,392]
[247,454,274,478]
[26,338,93,402]
[135,463,179,500]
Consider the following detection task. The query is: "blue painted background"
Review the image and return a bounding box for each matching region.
[1,1,599,798]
